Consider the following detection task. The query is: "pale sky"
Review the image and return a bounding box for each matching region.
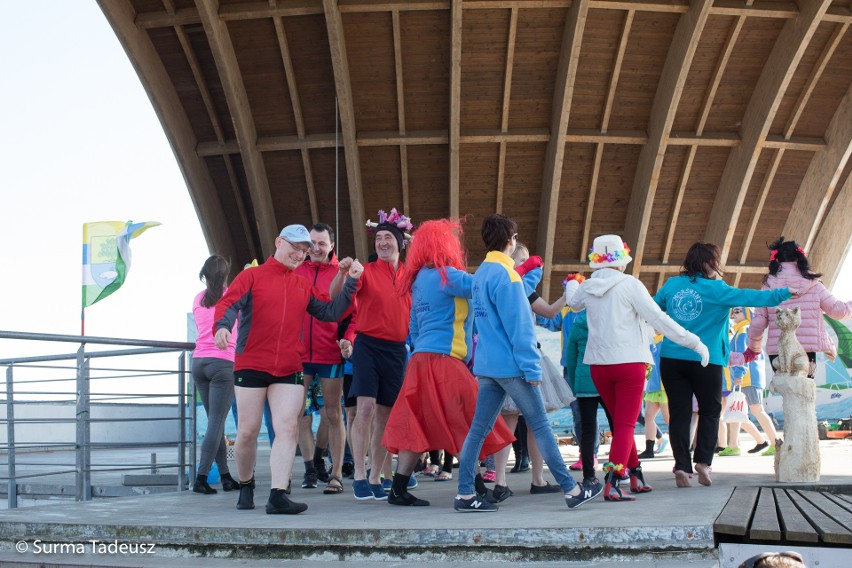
[1,1,850,359]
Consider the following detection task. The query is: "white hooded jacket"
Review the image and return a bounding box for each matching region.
[567,268,703,365]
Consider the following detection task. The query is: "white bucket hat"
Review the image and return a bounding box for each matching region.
[588,234,632,269]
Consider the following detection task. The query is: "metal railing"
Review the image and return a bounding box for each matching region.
[0,331,195,508]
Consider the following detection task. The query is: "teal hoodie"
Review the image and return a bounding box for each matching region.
[653,275,790,366]
[472,251,540,382]
[564,312,597,397]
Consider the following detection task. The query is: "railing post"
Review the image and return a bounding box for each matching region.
[6,365,17,509]
[75,345,92,501]
[178,351,192,491]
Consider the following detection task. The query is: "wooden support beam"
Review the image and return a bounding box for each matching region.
[704,0,831,264]
[810,172,852,289]
[323,0,368,259]
[656,144,697,290]
[624,0,712,274]
[392,10,410,214]
[496,8,518,216]
[449,0,462,219]
[580,143,605,260]
[601,10,634,134]
[196,0,279,256]
[272,16,319,224]
[782,38,852,250]
[196,128,826,156]
[537,0,589,300]
[173,23,258,259]
[97,0,236,262]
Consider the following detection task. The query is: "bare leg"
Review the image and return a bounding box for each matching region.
[368,404,392,485]
[266,383,308,489]
[644,401,661,442]
[296,378,315,464]
[234,386,265,483]
[320,377,345,479]
[528,428,547,486]
[494,413,518,487]
[740,418,763,445]
[750,403,777,444]
[351,396,376,481]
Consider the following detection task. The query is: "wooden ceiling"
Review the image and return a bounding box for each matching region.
[99,0,852,298]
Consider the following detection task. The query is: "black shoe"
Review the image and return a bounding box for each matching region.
[266,489,308,514]
[314,459,331,483]
[237,483,255,510]
[341,462,355,479]
[302,470,318,489]
[220,473,238,492]
[193,476,217,494]
[510,462,521,473]
[748,441,770,454]
[714,446,725,454]
[530,482,561,494]
[388,490,430,506]
[637,448,655,460]
[489,484,513,503]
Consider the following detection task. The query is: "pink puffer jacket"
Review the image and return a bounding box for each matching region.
[748,262,852,358]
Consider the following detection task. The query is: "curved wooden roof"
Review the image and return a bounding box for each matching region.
[100,0,852,298]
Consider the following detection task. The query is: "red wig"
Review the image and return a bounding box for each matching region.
[399,218,467,295]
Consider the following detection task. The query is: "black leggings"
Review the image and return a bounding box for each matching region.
[576,396,612,480]
[660,358,722,474]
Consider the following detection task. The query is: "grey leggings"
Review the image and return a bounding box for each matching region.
[192,357,235,476]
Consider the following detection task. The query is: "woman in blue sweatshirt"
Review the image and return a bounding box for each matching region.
[654,242,793,488]
[381,219,514,506]
[455,214,602,512]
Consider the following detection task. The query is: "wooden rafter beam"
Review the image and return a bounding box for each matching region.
[97,0,236,262]
[323,0,368,259]
[173,22,258,260]
[536,0,589,300]
[272,15,319,224]
[449,0,462,219]
[392,10,410,214]
[549,261,770,274]
[196,128,826,156]
[623,0,712,275]
[601,10,634,133]
[580,143,604,260]
[704,0,831,264]
[809,172,852,289]
[196,0,278,256]
[133,1,852,29]
[783,81,852,251]
[496,7,518,214]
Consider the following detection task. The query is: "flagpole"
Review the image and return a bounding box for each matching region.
[81,307,85,337]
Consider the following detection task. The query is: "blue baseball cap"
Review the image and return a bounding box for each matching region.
[278,224,316,250]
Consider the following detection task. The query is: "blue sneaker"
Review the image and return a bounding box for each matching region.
[369,483,387,500]
[382,478,392,493]
[353,479,373,500]
[565,479,603,509]
[407,475,418,490]
[454,494,498,512]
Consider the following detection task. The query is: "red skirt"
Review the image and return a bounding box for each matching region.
[382,352,515,459]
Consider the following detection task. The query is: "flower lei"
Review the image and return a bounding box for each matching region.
[365,208,415,248]
[588,244,631,265]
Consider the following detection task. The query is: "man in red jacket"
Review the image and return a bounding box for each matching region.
[348,222,412,501]
[294,223,351,495]
[214,224,362,515]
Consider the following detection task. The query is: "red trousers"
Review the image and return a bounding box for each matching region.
[590,362,646,472]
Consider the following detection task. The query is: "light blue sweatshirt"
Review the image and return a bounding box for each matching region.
[654,275,790,367]
[472,251,541,382]
[409,267,474,363]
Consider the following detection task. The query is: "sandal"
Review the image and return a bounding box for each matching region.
[435,471,453,481]
[323,475,344,495]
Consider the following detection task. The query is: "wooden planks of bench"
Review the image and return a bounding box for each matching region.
[715,487,852,545]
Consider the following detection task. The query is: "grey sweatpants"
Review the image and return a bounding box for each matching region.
[191,357,235,477]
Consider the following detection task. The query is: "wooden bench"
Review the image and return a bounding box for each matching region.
[715,487,852,546]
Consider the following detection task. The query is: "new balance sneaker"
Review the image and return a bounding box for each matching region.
[454,494,498,512]
[353,479,373,500]
[565,479,603,509]
[382,478,393,493]
[302,470,318,489]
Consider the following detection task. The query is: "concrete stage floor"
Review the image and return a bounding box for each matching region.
[0,437,849,567]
